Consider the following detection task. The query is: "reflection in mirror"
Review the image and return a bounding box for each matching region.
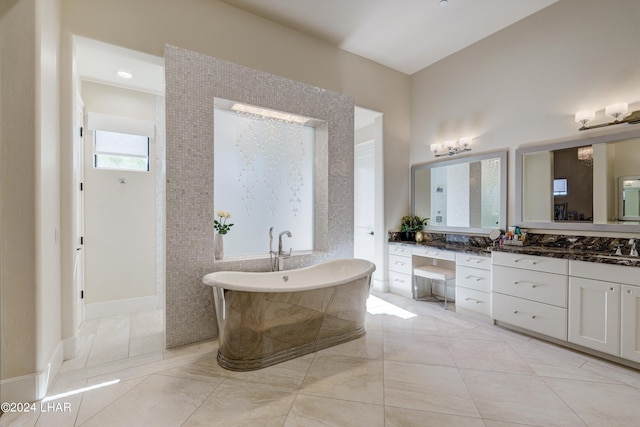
[516,128,640,232]
[411,151,507,234]
[552,145,593,222]
[620,176,640,221]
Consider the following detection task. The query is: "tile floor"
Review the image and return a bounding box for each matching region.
[2,292,640,426]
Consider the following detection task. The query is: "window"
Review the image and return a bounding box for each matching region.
[94,130,150,171]
[553,178,568,196]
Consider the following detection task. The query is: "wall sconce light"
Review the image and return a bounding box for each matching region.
[430,137,472,157]
[575,102,640,131]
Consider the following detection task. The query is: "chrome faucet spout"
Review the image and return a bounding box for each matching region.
[278,230,292,256]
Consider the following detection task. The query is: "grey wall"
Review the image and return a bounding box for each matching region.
[165,45,354,348]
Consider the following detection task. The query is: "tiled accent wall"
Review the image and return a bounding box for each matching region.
[164,45,355,348]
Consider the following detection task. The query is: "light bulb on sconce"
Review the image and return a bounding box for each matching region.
[431,137,473,157]
[575,102,640,131]
[605,103,628,121]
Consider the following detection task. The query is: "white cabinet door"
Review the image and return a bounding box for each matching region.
[568,277,620,356]
[621,285,640,363]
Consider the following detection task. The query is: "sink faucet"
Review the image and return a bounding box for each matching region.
[630,239,638,257]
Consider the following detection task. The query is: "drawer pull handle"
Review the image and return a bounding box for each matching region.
[514,281,537,288]
[395,261,405,265]
[394,279,405,283]
[466,257,483,264]
[513,310,537,319]
[465,297,481,304]
[466,275,482,281]
[514,258,538,265]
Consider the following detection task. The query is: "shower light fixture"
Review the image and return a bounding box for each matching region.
[430,137,472,157]
[575,102,640,131]
[230,103,310,125]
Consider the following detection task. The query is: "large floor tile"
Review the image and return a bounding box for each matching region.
[545,377,640,426]
[75,376,148,425]
[283,394,384,427]
[226,353,314,392]
[460,369,586,426]
[384,406,485,427]
[384,361,480,418]
[446,338,534,374]
[300,353,384,405]
[384,331,456,367]
[86,315,130,367]
[319,331,384,360]
[183,378,295,427]
[79,374,216,427]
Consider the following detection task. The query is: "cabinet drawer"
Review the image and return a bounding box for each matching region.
[389,254,412,274]
[570,260,640,286]
[388,271,412,298]
[388,244,412,257]
[456,253,492,270]
[413,246,456,261]
[456,287,491,317]
[493,265,568,307]
[492,251,568,275]
[456,265,491,292]
[493,293,567,340]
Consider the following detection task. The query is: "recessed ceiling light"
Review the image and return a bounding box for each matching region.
[439,0,448,6]
[115,69,133,79]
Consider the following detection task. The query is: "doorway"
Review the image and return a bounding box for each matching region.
[354,106,385,291]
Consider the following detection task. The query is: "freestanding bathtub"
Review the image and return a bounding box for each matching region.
[202,258,375,371]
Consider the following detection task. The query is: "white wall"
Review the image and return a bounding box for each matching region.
[410,0,640,232]
[1,0,63,401]
[82,81,157,306]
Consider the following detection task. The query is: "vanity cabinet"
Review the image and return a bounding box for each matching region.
[492,252,568,341]
[568,260,640,361]
[388,244,413,298]
[621,285,640,363]
[568,277,620,355]
[455,253,492,319]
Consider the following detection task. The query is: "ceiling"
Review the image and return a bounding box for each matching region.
[219,0,557,75]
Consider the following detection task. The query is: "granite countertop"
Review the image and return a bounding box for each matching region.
[491,244,640,267]
[389,238,640,267]
[388,240,492,256]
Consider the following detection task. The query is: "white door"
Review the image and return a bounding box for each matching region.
[74,98,85,327]
[621,285,640,363]
[568,277,620,355]
[354,140,375,263]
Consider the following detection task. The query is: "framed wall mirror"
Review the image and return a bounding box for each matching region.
[620,176,640,221]
[411,150,508,235]
[516,128,640,232]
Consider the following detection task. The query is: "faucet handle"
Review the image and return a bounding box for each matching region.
[615,244,623,256]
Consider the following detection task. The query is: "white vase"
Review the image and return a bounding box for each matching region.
[215,233,224,260]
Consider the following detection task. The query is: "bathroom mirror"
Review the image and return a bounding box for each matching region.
[516,128,640,231]
[411,150,507,234]
[619,176,640,221]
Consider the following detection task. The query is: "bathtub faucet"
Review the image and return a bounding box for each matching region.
[278,230,292,257]
[269,228,292,271]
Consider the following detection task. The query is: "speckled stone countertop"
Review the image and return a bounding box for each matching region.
[389,232,640,267]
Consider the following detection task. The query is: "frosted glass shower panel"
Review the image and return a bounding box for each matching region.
[214,108,314,257]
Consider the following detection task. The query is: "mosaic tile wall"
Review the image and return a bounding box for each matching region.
[164,45,355,348]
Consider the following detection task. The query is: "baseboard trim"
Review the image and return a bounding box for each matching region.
[0,340,64,402]
[372,278,388,293]
[84,295,160,320]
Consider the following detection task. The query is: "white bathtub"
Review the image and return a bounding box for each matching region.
[202,258,375,371]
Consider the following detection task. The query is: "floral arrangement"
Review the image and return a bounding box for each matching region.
[214,210,234,235]
[400,215,429,232]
